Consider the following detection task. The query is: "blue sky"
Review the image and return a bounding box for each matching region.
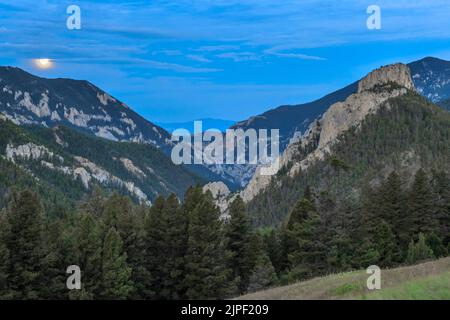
[1,1,450,122]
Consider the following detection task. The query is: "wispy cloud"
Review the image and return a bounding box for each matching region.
[196,45,241,52]
[152,50,183,56]
[186,54,212,63]
[216,52,260,62]
[265,47,326,61]
[55,57,222,73]
[142,60,221,73]
[272,53,326,61]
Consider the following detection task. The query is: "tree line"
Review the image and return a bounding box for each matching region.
[268,169,450,283]
[0,168,448,299]
[0,186,274,299]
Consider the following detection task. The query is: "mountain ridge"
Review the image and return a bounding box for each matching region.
[0,116,204,210]
[0,66,171,148]
[0,65,239,188]
[216,57,450,188]
[232,57,450,151]
[240,63,416,203]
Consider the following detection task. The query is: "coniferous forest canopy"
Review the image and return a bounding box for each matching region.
[0,166,448,299]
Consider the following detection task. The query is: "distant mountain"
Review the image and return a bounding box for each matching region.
[0,66,171,149]
[409,57,450,103]
[2,57,449,193]
[0,116,203,211]
[157,118,236,133]
[216,57,450,188]
[0,66,237,188]
[205,82,359,187]
[231,57,450,153]
[231,82,358,151]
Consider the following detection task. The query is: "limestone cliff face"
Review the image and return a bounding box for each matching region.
[240,63,415,203]
[358,63,415,93]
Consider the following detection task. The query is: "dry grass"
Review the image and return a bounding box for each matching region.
[236,257,450,300]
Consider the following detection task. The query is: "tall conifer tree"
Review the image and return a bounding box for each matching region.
[225,195,254,293]
[4,190,45,299]
[101,228,133,299]
[183,188,236,299]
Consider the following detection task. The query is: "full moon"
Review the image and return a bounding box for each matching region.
[34,58,53,69]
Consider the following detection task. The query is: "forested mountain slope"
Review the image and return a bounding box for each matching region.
[247,91,450,226]
[0,117,203,215]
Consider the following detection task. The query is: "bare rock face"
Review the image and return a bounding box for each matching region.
[203,181,233,219]
[240,63,415,203]
[358,63,415,93]
[203,181,230,199]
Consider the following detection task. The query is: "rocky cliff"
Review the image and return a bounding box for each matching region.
[240,63,415,202]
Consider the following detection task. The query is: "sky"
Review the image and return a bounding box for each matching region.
[1,0,450,123]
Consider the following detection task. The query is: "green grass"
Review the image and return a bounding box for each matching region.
[361,271,450,300]
[330,282,364,296]
[237,257,450,300]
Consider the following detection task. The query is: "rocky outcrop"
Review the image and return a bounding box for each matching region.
[240,63,415,203]
[203,181,233,219]
[4,142,151,205]
[6,143,63,163]
[358,63,414,93]
[120,158,147,179]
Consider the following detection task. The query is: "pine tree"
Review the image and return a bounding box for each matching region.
[336,202,361,269]
[347,184,387,268]
[183,188,236,299]
[280,197,317,273]
[144,195,167,299]
[70,213,103,299]
[406,233,435,265]
[225,196,254,294]
[264,229,283,276]
[101,228,133,299]
[183,185,204,213]
[102,192,133,234]
[0,212,11,299]
[373,220,398,267]
[4,190,45,299]
[102,193,143,298]
[380,172,403,224]
[426,232,448,258]
[358,246,381,267]
[40,220,74,299]
[286,198,315,230]
[160,193,188,299]
[0,241,9,299]
[408,169,439,237]
[432,171,450,245]
[145,193,189,299]
[288,209,326,280]
[247,253,278,293]
[127,205,150,299]
[326,226,353,273]
[78,186,106,217]
[380,171,406,254]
